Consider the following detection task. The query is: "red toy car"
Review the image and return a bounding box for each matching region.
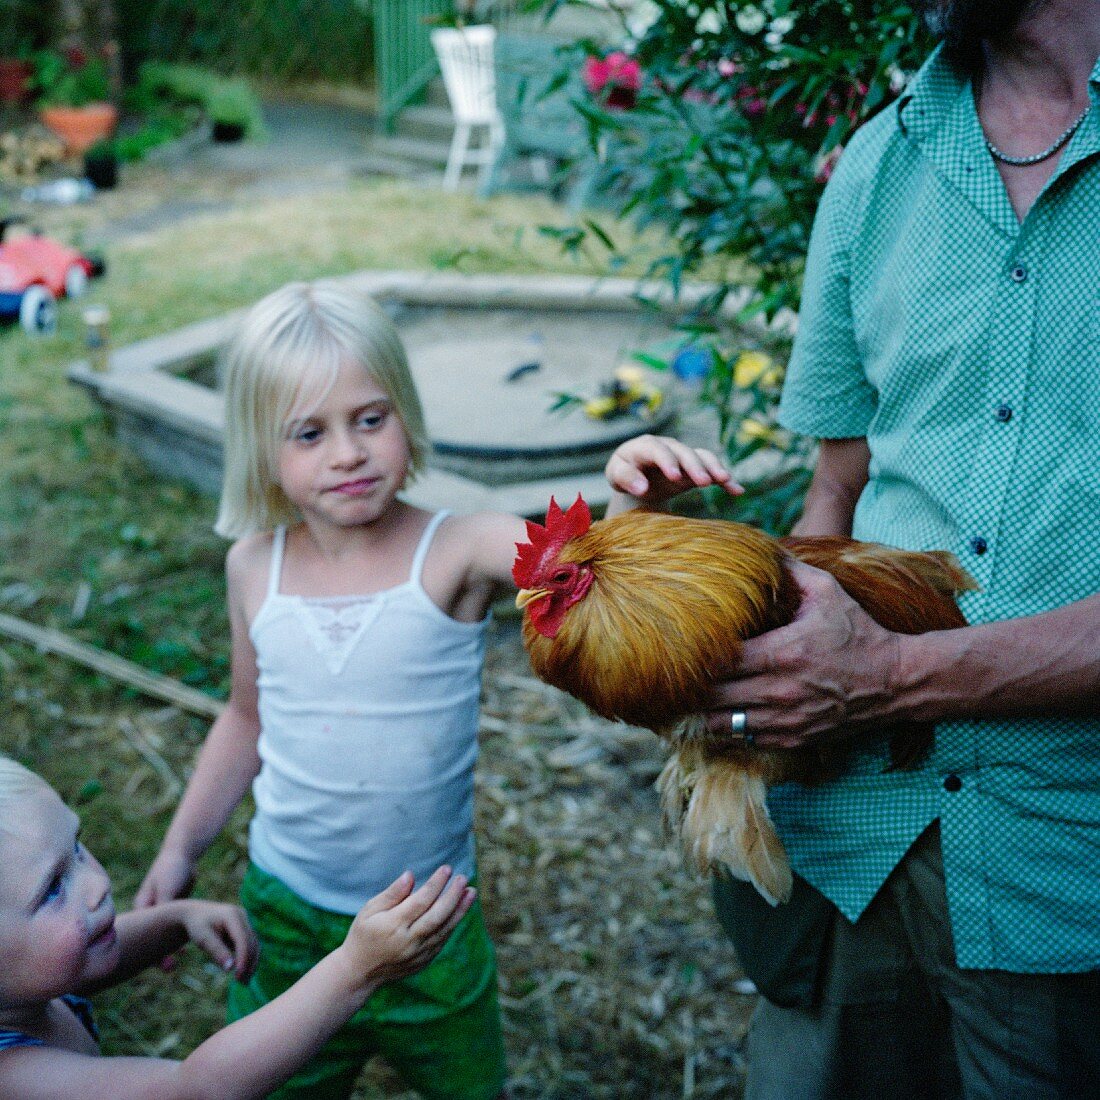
[0,218,105,333]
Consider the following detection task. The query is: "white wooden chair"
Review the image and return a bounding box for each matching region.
[431,25,505,191]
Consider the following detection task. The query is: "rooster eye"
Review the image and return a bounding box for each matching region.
[551,569,572,585]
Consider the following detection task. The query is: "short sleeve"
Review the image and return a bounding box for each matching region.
[778,149,877,439]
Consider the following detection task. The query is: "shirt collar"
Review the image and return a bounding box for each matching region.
[896,44,965,141]
[899,47,1100,128]
[896,45,1100,236]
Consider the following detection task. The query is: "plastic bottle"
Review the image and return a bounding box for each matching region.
[20,177,96,205]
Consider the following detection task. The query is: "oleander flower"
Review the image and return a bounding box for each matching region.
[584,51,643,110]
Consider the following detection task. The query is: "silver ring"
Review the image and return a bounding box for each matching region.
[730,711,748,734]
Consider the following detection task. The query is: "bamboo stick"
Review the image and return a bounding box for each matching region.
[0,612,224,720]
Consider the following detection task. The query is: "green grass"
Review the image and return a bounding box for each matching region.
[0,179,643,1083]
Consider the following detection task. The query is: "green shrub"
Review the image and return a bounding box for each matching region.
[544,1,934,530]
[30,49,110,107]
[137,61,266,139]
[114,0,375,84]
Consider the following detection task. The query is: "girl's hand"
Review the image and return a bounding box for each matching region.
[178,900,260,982]
[338,867,475,993]
[134,848,196,908]
[606,434,742,509]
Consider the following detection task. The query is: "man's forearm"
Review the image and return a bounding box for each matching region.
[894,593,1100,724]
[791,437,870,538]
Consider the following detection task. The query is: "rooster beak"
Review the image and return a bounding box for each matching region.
[515,587,549,610]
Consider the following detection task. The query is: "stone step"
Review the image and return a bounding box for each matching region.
[368,134,451,166]
[355,151,443,183]
[394,104,456,142]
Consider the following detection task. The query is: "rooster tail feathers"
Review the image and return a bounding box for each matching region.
[912,550,980,595]
[661,748,792,907]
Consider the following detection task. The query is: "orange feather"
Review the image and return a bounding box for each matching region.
[517,506,976,904]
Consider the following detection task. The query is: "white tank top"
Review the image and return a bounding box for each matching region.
[247,512,487,913]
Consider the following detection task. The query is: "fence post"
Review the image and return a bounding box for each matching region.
[373,0,451,133]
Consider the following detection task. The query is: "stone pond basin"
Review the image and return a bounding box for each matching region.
[69,271,782,517]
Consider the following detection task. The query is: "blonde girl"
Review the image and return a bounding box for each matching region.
[137,280,731,1098]
[0,756,472,1100]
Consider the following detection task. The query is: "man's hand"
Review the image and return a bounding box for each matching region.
[704,560,904,749]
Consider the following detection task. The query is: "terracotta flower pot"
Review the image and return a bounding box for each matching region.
[40,103,119,156]
[0,58,33,104]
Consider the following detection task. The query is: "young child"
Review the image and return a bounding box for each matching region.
[137,279,734,1099]
[0,756,473,1100]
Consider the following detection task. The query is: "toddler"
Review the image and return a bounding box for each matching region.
[0,755,471,1099]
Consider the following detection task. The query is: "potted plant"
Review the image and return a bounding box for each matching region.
[426,0,482,29]
[32,48,118,155]
[207,79,263,143]
[82,137,118,189]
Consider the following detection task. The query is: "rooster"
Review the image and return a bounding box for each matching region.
[513,495,975,905]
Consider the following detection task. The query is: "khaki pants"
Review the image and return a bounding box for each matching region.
[744,824,1100,1100]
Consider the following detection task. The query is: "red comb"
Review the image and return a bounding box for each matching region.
[512,494,592,587]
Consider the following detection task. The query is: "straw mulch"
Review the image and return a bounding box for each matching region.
[461,622,754,1098]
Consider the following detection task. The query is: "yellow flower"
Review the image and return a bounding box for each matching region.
[733,351,782,389]
[736,417,781,446]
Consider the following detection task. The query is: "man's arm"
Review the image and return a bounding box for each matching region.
[706,553,1100,749]
[705,435,1100,744]
[789,437,869,537]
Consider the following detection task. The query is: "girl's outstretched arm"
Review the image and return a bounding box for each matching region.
[605,434,742,516]
[425,511,529,623]
[135,539,264,906]
[0,869,474,1100]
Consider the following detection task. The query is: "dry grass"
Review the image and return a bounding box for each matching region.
[0,177,754,1097]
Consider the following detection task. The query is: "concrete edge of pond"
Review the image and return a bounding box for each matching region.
[69,271,794,517]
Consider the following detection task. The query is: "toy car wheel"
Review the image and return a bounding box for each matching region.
[64,263,89,298]
[19,286,57,334]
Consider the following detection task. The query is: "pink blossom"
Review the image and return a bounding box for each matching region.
[814,145,844,182]
[584,51,642,110]
[583,51,642,95]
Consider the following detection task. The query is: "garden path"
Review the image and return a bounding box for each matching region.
[80,96,382,244]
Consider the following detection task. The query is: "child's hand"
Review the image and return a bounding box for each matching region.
[135,848,196,907]
[606,434,742,508]
[339,867,475,993]
[179,900,260,981]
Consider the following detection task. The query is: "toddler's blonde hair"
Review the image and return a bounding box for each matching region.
[0,756,52,823]
[215,280,429,539]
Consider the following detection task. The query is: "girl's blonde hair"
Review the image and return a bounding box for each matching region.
[0,756,51,821]
[215,281,429,539]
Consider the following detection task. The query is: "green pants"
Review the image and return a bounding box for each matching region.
[228,862,506,1100]
[720,824,1100,1100]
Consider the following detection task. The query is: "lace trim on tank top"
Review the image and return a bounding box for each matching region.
[262,512,448,678]
[291,594,386,676]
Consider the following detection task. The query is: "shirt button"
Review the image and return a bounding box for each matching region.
[1010,264,1028,283]
[969,536,988,555]
[944,773,963,792]
[995,404,1013,423]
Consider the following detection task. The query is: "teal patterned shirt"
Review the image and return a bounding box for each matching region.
[774,46,1100,973]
